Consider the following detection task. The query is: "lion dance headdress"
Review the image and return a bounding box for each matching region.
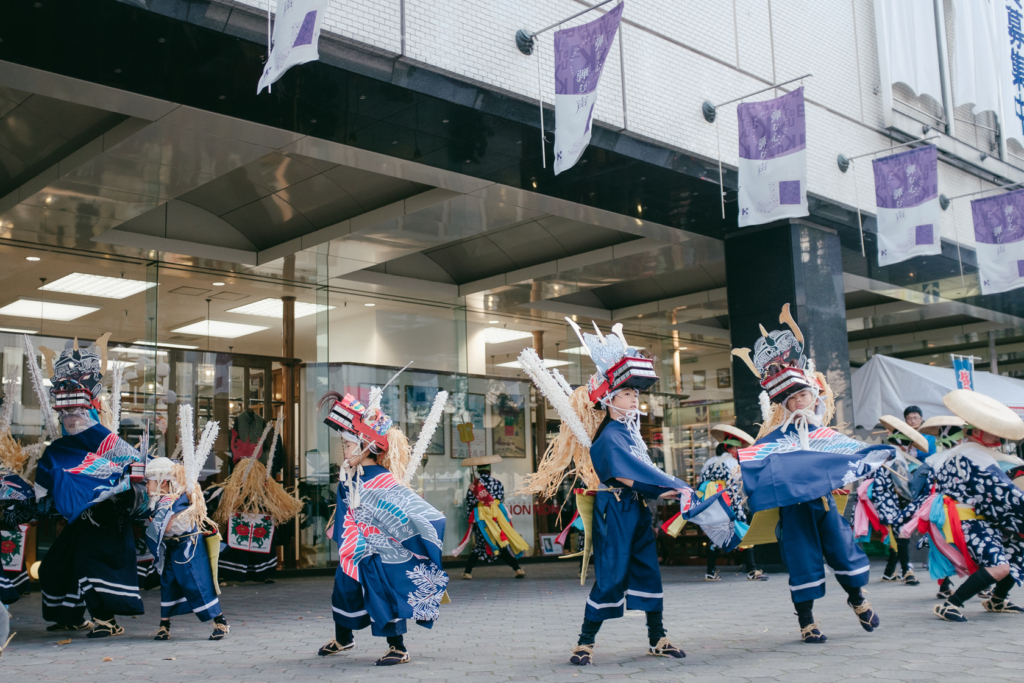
[731,304,835,439]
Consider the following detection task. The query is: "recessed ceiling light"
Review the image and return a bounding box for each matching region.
[228,298,335,319]
[25,256,40,261]
[483,328,533,344]
[131,340,199,350]
[0,326,39,334]
[496,358,570,368]
[40,273,155,299]
[488,320,499,324]
[212,282,226,286]
[0,298,100,321]
[172,321,269,338]
[364,303,376,307]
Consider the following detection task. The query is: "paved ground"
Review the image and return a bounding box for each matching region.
[1,560,1019,681]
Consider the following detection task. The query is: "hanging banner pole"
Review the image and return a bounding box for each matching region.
[701,73,813,123]
[836,135,938,173]
[939,179,1024,210]
[515,0,617,55]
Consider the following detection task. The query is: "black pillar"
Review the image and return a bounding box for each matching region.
[725,219,853,437]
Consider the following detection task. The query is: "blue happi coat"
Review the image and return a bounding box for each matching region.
[331,465,447,636]
[146,493,221,621]
[36,423,142,522]
[739,424,893,512]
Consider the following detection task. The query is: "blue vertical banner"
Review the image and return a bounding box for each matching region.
[952,355,975,391]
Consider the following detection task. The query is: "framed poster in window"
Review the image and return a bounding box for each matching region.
[716,367,731,389]
[406,385,445,455]
[693,370,706,391]
[491,391,527,458]
[452,393,487,460]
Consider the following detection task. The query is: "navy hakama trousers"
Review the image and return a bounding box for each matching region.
[585,490,663,622]
[40,516,144,623]
[160,536,221,622]
[777,496,870,603]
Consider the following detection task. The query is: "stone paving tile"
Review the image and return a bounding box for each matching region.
[0,560,1016,681]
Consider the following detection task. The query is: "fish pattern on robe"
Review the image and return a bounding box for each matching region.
[35,423,142,521]
[335,466,448,622]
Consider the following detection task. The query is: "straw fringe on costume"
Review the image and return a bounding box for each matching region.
[517,386,604,500]
[213,416,302,527]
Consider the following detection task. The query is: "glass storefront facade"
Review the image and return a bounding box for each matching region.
[1,239,737,569]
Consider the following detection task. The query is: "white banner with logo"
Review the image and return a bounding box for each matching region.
[257,0,327,94]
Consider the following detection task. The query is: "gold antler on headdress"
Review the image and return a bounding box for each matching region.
[778,303,804,344]
[758,324,769,338]
[95,332,111,374]
[731,348,759,377]
[37,346,57,379]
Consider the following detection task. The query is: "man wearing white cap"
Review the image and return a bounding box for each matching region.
[924,390,1024,621]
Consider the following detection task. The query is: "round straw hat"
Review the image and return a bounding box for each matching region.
[710,423,755,447]
[918,415,966,437]
[878,414,930,454]
[943,389,1024,441]
[460,455,503,468]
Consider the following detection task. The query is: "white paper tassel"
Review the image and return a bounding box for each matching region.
[0,376,16,434]
[23,335,58,441]
[806,358,816,375]
[550,369,573,397]
[518,348,592,448]
[178,404,196,468]
[404,390,448,485]
[108,362,125,435]
[759,391,771,423]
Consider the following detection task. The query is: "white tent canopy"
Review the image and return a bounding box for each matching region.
[851,354,1024,433]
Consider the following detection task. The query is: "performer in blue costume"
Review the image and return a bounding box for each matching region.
[517,320,696,667]
[316,379,449,667]
[732,305,889,644]
[146,405,228,641]
[32,335,148,638]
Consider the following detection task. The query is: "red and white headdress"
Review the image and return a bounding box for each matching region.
[565,318,658,404]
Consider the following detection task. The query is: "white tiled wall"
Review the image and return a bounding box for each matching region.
[230,0,1004,242]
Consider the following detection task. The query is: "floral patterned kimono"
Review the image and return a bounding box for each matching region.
[898,444,1024,584]
[329,465,448,637]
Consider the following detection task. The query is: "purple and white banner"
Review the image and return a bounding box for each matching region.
[737,87,808,227]
[872,145,940,267]
[257,0,327,94]
[972,188,1024,295]
[553,2,623,176]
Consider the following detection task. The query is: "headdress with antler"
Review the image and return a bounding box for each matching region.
[40,333,111,411]
[732,304,834,437]
[565,318,658,404]
[732,304,815,404]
